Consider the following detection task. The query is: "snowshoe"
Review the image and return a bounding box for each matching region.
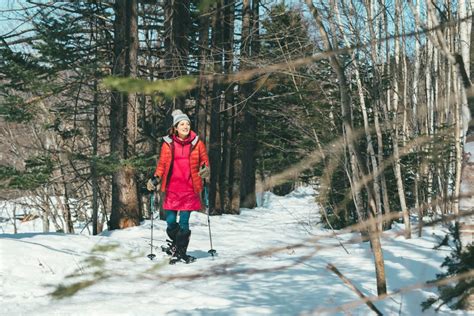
[169,253,196,264]
[168,229,195,264]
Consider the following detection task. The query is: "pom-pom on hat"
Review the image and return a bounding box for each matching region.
[172,109,190,126]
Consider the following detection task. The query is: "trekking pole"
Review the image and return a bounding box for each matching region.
[147,190,157,260]
[204,180,217,256]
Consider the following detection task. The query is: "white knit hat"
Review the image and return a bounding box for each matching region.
[171,109,190,126]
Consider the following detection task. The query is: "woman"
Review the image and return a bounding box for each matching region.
[147,109,210,264]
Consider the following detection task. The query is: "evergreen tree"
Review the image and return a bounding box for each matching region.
[0,2,114,233]
[256,4,338,195]
[422,223,474,311]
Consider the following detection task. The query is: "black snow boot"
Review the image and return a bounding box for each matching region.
[165,223,180,255]
[171,229,196,264]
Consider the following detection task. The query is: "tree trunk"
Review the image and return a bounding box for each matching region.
[209,0,223,213]
[241,0,259,209]
[338,1,383,231]
[91,77,100,235]
[306,0,387,295]
[393,0,411,239]
[237,0,255,209]
[195,3,210,140]
[220,0,237,213]
[364,0,391,229]
[109,0,140,230]
[425,9,434,217]
[59,161,74,233]
[454,0,470,216]
[42,205,49,233]
[164,0,190,110]
[368,212,387,295]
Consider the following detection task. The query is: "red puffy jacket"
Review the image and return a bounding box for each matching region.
[153,132,209,193]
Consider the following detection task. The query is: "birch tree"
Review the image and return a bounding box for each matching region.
[305,0,387,296]
[390,0,411,238]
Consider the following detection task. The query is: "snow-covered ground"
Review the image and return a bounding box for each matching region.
[1,186,470,316]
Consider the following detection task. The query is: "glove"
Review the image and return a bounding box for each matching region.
[198,164,210,179]
[146,177,161,191]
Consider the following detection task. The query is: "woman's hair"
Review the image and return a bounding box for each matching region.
[168,119,192,136]
[167,126,177,136]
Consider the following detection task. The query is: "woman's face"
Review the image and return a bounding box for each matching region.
[176,120,190,139]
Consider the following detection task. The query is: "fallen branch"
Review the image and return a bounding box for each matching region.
[327,263,383,316]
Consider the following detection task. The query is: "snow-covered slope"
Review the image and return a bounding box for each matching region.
[0,186,469,315]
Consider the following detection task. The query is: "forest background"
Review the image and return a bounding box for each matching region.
[1,0,473,309]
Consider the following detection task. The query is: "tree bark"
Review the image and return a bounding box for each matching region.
[209,0,223,212]
[164,0,190,110]
[91,76,100,235]
[109,0,140,230]
[220,0,237,213]
[454,0,470,216]
[393,0,411,239]
[238,0,257,209]
[195,4,210,141]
